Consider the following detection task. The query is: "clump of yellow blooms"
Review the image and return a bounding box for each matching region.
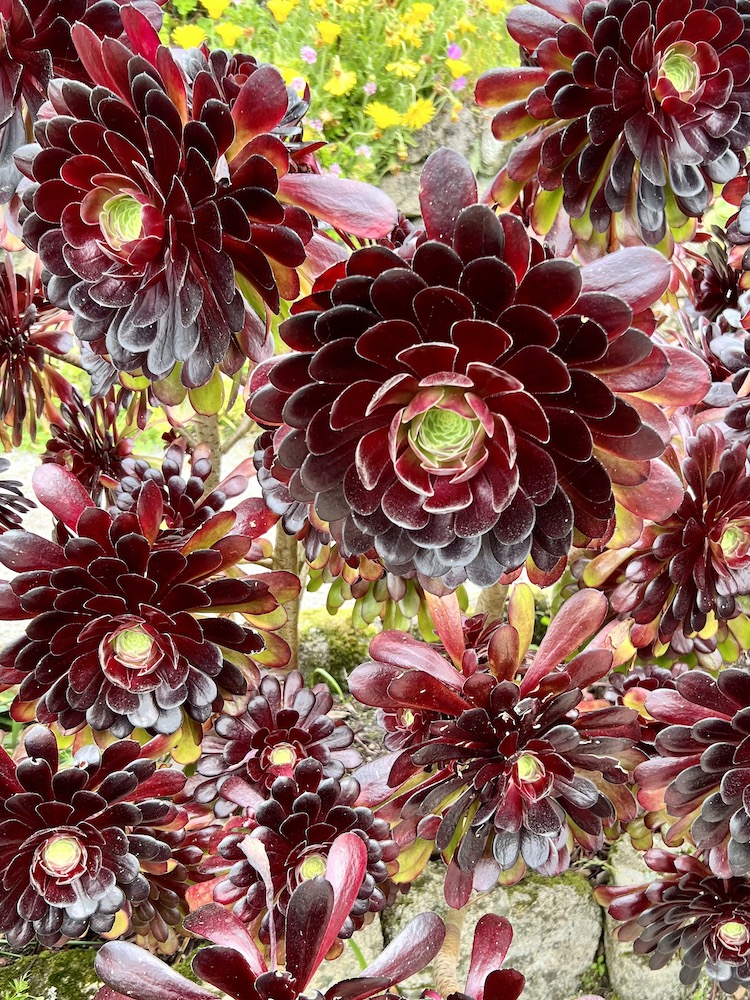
[365,102,403,129]
[324,57,357,95]
[267,0,298,23]
[402,97,435,129]
[200,0,230,17]
[171,24,207,48]
[317,20,342,44]
[215,23,244,47]
[403,2,433,25]
[385,59,421,79]
[446,57,472,78]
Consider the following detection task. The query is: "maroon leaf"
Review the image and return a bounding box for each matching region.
[278,174,397,238]
[580,248,670,314]
[94,942,214,1000]
[420,149,478,243]
[32,464,94,530]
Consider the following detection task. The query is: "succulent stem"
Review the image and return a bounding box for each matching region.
[433,905,466,997]
[273,522,302,670]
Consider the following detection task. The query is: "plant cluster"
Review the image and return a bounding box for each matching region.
[0,0,749,997]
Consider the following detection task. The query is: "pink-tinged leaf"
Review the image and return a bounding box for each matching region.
[349,662,404,710]
[285,879,334,989]
[388,670,473,716]
[420,149,478,243]
[520,589,608,696]
[314,834,369,969]
[444,858,473,908]
[248,570,301,606]
[0,530,67,573]
[564,649,613,689]
[424,590,465,668]
[230,497,278,538]
[180,511,235,554]
[228,65,289,158]
[94,942,214,1000]
[465,915,514,1000]
[636,345,711,406]
[475,67,549,107]
[137,479,164,545]
[352,752,403,807]
[580,247,669,314]
[614,460,683,521]
[32,464,94,530]
[368,630,465,688]
[120,4,160,63]
[185,877,222,912]
[278,174,397,239]
[184,904,267,977]
[356,912,445,992]
[645,688,725,726]
[300,232,349,285]
[507,583,536,661]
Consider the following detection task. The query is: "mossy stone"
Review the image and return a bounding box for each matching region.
[298,607,375,690]
[0,947,99,999]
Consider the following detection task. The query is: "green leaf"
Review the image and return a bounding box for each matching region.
[188,368,225,415]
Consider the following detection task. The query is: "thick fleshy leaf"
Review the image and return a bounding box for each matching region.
[183,904,267,977]
[465,915,514,1000]
[356,912,445,991]
[95,942,214,1000]
[32,464,94,530]
[278,174,397,238]
[580,248,670,313]
[420,149,478,243]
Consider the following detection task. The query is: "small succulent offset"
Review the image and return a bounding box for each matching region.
[0,725,185,948]
[95,834,445,1000]
[476,0,750,248]
[598,848,750,994]
[250,150,708,591]
[0,464,273,740]
[350,586,641,906]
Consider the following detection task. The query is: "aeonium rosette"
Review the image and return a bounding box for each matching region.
[0,724,186,948]
[249,150,709,592]
[349,585,642,907]
[17,7,396,396]
[476,0,750,250]
[0,464,279,748]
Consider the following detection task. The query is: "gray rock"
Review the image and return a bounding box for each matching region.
[381,863,602,1000]
[602,838,708,1000]
[479,117,511,173]
[403,106,482,167]
[378,169,421,219]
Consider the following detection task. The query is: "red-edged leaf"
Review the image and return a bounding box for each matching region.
[388,670,472,716]
[355,912,445,993]
[475,66,549,106]
[94,942,214,1000]
[637,344,711,405]
[465,915,514,1000]
[614,459,683,521]
[285,878,334,990]
[228,65,289,158]
[184,905,267,977]
[137,479,164,545]
[230,497,279,538]
[520,589,608,696]
[368,630,465,688]
[645,688,726,726]
[580,247,670,314]
[120,4,161,63]
[278,174,397,239]
[424,590,465,668]
[314,834,369,969]
[32,464,94,530]
[420,149,478,243]
[0,530,67,572]
[352,752,403,807]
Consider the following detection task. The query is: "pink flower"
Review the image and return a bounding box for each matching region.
[309,118,324,131]
[363,81,377,95]
[447,43,462,59]
[328,163,342,175]
[450,75,467,91]
[291,76,306,91]
[300,45,317,64]
[355,144,372,158]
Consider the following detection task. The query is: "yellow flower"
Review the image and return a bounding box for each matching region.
[485,0,506,11]
[309,0,326,9]
[171,24,207,48]
[365,102,403,129]
[402,97,435,129]
[446,57,472,78]
[317,20,342,44]
[216,22,244,46]
[404,2,433,24]
[457,16,477,32]
[267,0,298,22]
[200,0,230,16]
[324,57,357,95]
[396,25,423,47]
[385,59,420,79]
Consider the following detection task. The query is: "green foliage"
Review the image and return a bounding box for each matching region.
[162,0,516,180]
[2,977,43,1000]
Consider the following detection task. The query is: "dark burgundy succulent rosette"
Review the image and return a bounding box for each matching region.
[249,150,707,590]
[635,667,750,876]
[96,836,444,1000]
[691,232,743,322]
[0,724,185,948]
[0,455,35,531]
[0,253,73,446]
[476,0,750,248]
[194,670,361,816]
[350,588,641,905]
[43,387,134,503]
[584,420,750,651]
[601,662,686,746]
[597,848,750,993]
[208,758,397,944]
[0,464,274,738]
